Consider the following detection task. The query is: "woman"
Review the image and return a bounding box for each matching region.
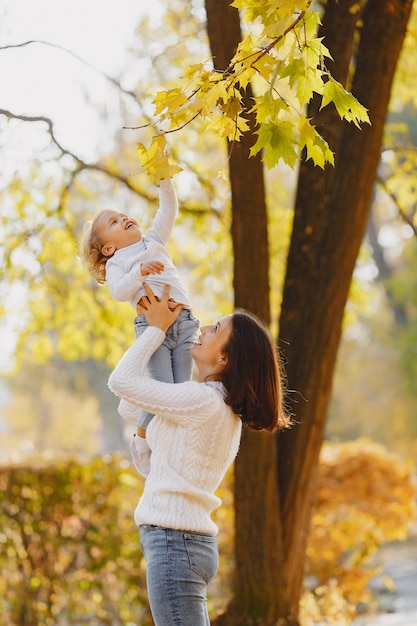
[108,284,288,626]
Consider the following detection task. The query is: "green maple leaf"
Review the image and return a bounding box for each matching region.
[298,116,334,168]
[251,122,298,169]
[321,77,370,128]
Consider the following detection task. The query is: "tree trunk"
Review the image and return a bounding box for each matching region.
[205,0,412,623]
[205,0,270,318]
[205,1,289,624]
[278,0,413,617]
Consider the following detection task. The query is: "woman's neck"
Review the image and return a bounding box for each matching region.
[199,371,223,384]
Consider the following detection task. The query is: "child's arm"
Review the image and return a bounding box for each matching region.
[106,259,145,302]
[106,258,166,302]
[146,179,178,246]
[140,261,164,275]
[106,258,165,302]
[105,259,143,302]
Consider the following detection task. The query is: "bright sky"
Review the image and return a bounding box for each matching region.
[0,0,160,160]
[0,0,161,369]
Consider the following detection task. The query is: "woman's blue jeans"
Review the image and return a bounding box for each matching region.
[139,525,219,626]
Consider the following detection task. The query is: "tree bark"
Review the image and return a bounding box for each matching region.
[205,1,288,624]
[205,0,270,320]
[205,0,413,623]
[278,0,413,616]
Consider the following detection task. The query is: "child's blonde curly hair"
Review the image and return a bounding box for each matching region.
[80,210,111,284]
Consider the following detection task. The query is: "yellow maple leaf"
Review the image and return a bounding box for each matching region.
[137,136,183,185]
[153,89,188,117]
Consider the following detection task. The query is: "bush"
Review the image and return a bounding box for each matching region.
[301,439,417,624]
[1,440,415,625]
[0,454,151,626]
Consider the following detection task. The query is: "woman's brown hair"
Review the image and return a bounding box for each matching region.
[221,309,288,432]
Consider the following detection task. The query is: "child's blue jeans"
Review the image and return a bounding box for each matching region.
[134,309,199,429]
[139,525,218,625]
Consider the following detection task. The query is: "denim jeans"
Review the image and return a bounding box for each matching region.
[139,525,218,626]
[134,310,199,429]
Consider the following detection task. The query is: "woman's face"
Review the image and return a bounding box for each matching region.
[190,315,233,375]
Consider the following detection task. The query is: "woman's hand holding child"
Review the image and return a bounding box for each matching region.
[137,283,184,333]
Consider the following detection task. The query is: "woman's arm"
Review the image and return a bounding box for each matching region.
[108,326,220,425]
[108,285,220,425]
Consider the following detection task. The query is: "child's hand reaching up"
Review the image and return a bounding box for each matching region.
[141,261,165,276]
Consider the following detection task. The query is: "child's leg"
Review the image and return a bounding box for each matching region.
[130,325,175,477]
[130,312,198,478]
[131,316,155,477]
[134,316,154,434]
[171,311,200,383]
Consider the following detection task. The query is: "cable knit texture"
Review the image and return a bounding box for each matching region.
[108,326,242,535]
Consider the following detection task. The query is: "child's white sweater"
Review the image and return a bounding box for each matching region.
[105,179,191,309]
[108,326,242,535]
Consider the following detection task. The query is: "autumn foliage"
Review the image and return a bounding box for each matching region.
[0,455,151,626]
[302,440,417,623]
[1,441,415,625]
[135,0,369,184]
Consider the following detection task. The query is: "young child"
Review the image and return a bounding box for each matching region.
[81,178,199,476]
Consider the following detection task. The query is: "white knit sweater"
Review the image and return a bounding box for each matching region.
[105,179,192,310]
[108,326,242,535]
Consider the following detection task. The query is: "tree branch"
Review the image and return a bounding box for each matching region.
[376,174,417,237]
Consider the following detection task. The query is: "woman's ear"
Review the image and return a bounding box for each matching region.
[101,243,116,257]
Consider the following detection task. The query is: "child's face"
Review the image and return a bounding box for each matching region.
[96,209,142,257]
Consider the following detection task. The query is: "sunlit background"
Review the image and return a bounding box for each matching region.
[1,0,417,463]
[0,0,155,365]
[1,2,417,624]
